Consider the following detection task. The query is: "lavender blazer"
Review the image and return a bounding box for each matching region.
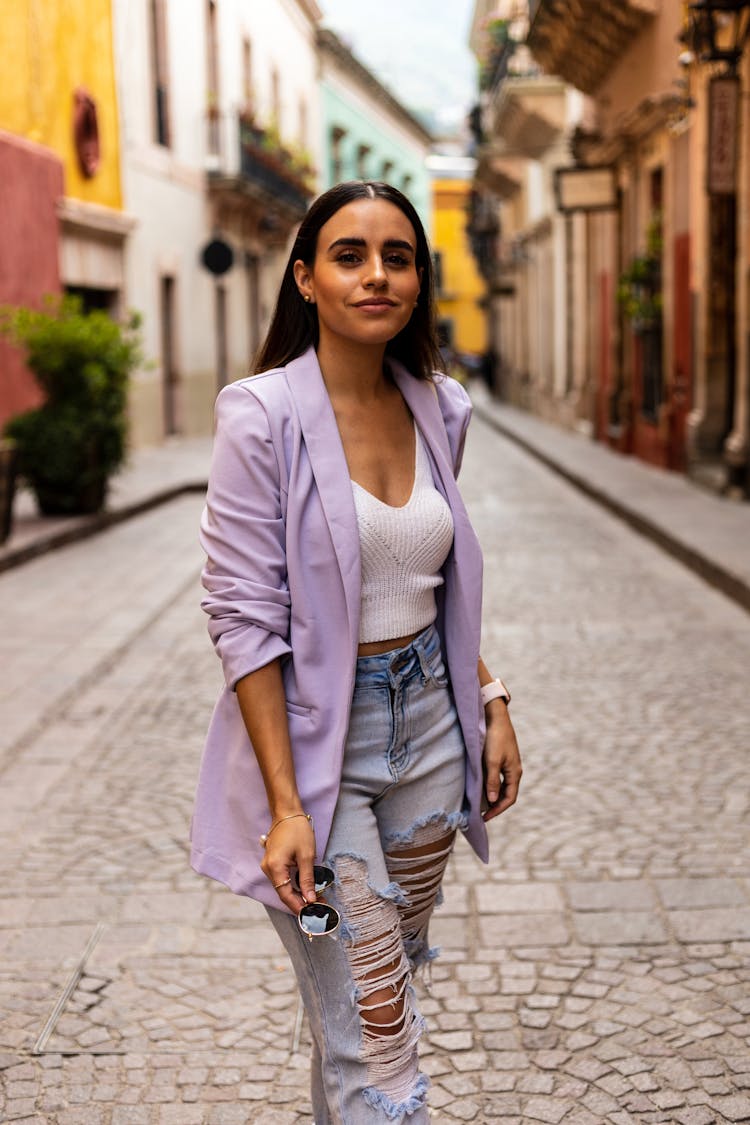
[190,345,488,910]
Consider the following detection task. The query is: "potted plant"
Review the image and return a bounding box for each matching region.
[0,296,142,515]
[617,211,663,333]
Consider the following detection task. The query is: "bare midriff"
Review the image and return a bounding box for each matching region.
[357,630,422,658]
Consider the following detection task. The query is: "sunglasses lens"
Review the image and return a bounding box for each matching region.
[299,902,339,937]
[312,865,335,894]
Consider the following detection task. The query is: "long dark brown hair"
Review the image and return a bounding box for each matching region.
[255,181,442,381]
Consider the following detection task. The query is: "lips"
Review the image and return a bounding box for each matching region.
[353,298,396,308]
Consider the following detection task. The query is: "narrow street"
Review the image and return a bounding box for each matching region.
[1,414,749,1125]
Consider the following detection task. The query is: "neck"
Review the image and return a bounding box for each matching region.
[316,337,390,403]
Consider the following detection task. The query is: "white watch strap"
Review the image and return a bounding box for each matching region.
[480,678,511,707]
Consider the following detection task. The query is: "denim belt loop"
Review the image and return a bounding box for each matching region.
[414,637,433,684]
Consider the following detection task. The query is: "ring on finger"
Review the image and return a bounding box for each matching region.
[274,877,292,891]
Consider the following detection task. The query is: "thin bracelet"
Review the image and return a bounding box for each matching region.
[259,812,313,848]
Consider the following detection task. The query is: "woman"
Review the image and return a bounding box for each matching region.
[191,181,522,1123]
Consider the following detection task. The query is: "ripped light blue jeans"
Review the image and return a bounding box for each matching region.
[267,624,467,1124]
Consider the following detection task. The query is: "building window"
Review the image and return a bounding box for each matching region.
[433,251,444,296]
[402,173,413,194]
[298,97,308,150]
[215,283,228,392]
[160,276,179,436]
[381,160,394,182]
[206,0,220,156]
[331,126,346,184]
[73,88,100,178]
[245,253,261,368]
[271,67,281,129]
[242,37,253,113]
[356,144,371,180]
[149,0,170,147]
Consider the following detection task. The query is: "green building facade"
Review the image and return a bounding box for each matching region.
[318,30,432,233]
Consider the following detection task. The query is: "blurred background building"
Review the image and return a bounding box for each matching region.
[0,0,131,425]
[317,28,431,229]
[0,1,436,450]
[113,0,322,445]
[428,154,488,372]
[3,0,750,502]
[469,0,750,498]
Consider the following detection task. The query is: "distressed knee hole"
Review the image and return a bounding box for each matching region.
[386,823,456,948]
[332,855,426,1105]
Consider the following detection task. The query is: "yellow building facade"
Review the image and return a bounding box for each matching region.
[431,173,487,361]
[1,1,122,210]
[0,0,133,428]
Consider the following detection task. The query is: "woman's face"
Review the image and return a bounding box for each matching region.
[294,198,422,352]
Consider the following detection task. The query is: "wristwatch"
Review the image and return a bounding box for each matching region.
[480,678,511,707]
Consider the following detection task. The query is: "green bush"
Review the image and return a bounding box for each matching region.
[1,296,142,514]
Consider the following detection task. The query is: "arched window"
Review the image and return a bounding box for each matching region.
[73,87,100,177]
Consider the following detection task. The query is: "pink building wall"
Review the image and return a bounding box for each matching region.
[0,131,64,427]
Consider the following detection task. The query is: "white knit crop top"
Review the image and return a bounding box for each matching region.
[352,426,454,643]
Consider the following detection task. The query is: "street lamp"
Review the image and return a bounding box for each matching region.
[681,0,750,69]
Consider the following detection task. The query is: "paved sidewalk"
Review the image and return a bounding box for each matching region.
[469,382,750,614]
[1,411,749,1123]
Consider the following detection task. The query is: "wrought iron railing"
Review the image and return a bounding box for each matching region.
[238,136,311,214]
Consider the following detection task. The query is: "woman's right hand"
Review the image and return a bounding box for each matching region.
[260,817,317,913]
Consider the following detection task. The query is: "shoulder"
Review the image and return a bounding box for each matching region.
[217,366,292,411]
[214,367,297,431]
[433,374,472,429]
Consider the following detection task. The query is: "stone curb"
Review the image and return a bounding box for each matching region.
[472,400,750,617]
[0,481,208,575]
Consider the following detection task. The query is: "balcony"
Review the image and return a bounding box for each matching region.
[206,114,314,231]
[488,75,568,160]
[528,0,659,96]
[474,147,523,198]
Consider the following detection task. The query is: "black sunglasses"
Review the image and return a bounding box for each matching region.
[294,865,339,941]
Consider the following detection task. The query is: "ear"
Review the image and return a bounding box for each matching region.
[293,259,314,302]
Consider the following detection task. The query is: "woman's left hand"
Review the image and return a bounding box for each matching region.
[482,704,522,822]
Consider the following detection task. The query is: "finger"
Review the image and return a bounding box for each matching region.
[483,772,521,821]
[296,855,317,905]
[276,882,307,914]
[484,760,503,805]
[263,864,305,913]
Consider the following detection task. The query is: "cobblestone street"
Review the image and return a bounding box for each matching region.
[1,414,749,1124]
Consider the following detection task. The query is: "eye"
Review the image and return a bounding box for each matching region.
[385,253,410,267]
[335,251,362,265]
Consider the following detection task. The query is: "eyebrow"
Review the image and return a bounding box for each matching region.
[326,236,415,254]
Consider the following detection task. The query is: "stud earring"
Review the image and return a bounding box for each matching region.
[303,294,312,303]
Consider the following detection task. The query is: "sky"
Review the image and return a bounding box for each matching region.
[318,0,479,137]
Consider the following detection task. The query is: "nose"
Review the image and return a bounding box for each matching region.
[363,255,387,288]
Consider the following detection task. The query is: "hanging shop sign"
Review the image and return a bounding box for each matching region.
[554,166,618,213]
[707,75,739,195]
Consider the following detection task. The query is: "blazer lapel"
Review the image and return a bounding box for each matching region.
[285,348,361,644]
[391,364,466,521]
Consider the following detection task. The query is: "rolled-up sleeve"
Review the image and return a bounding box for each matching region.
[200,382,292,689]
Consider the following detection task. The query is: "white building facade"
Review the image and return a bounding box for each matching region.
[113,0,322,446]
